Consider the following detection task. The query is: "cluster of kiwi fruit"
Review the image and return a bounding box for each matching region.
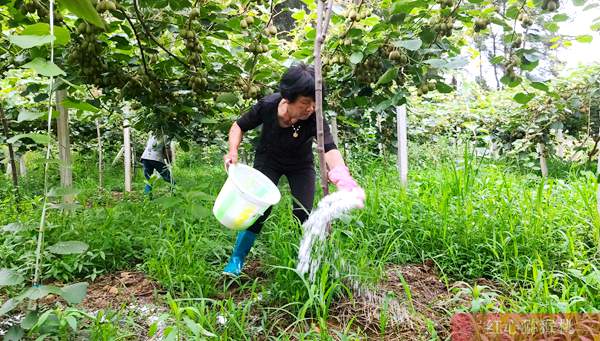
[264,25,278,36]
[67,22,110,86]
[245,43,269,54]
[180,7,207,94]
[430,16,455,37]
[504,54,520,81]
[541,0,559,11]
[355,57,383,85]
[240,15,255,29]
[237,78,262,99]
[128,72,161,99]
[323,55,347,66]
[388,50,409,64]
[518,12,534,27]
[438,0,454,9]
[95,0,116,13]
[511,34,523,48]
[473,17,490,32]
[382,45,409,65]
[19,0,62,22]
[341,7,370,22]
[188,73,208,93]
[416,80,437,96]
[180,28,204,65]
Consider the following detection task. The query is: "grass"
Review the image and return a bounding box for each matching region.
[1,141,600,338]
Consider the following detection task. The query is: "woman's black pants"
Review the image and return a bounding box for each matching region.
[246,158,315,234]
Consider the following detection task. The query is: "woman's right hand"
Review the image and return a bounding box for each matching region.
[223,150,238,170]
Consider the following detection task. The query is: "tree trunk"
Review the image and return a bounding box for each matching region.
[96,119,103,189]
[537,142,548,177]
[314,0,334,197]
[0,104,18,189]
[55,90,73,203]
[396,105,408,186]
[123,116,132,192]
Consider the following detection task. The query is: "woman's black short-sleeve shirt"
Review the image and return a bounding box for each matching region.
[236,93,337,166]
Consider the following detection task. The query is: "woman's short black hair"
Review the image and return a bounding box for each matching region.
[279,63,325,102]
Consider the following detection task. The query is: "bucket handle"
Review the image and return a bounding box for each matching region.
[224,159,234,174]
[225,160,243,175]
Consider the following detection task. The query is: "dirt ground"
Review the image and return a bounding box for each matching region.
[1,262,479,340]
[330,260,466,340]
[79,271,163,311]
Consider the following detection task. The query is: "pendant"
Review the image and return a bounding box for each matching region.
[293,132,299,138]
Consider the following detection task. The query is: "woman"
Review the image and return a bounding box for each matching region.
[141,133,174,196]
[223,63,365,276]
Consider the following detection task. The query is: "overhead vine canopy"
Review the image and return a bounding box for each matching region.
[1,0,597,146]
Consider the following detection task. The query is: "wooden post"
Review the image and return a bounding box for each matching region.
[0,104,18,188]
[396,105,408,186]
[314,0,334,196]
[55,90,73,203]
[537,142,548,177]
[96,119,103,189]
[376,112,384,156]
[597,151,600,235]
[556,128,564,159]
[131,144,136,180]
[489,137,498,159]
[123,111,132,192]
[330,114,339,145]
[596,128,600,218]
[18,154,27,177]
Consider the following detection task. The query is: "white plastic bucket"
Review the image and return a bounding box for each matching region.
[212,163,281,230]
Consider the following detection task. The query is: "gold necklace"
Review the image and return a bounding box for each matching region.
[292,124,301,138]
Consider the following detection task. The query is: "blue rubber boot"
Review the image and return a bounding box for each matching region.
[144,184,152,195]
[223,230,257,276]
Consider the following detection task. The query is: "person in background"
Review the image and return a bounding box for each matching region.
[222,63,365,276]
[140,133,174,196]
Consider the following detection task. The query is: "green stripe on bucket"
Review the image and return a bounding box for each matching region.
[255,186,268,199]
[215,190,237,224]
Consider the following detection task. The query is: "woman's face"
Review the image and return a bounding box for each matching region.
[286,96,315,124]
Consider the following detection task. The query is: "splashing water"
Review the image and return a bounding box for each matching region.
[296,190,363,281]
[295,191,414,328]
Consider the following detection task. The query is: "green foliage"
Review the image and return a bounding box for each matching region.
[2,143,600,339]
[2,0,590,147]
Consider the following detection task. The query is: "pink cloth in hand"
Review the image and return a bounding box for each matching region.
[328,165,366,207]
